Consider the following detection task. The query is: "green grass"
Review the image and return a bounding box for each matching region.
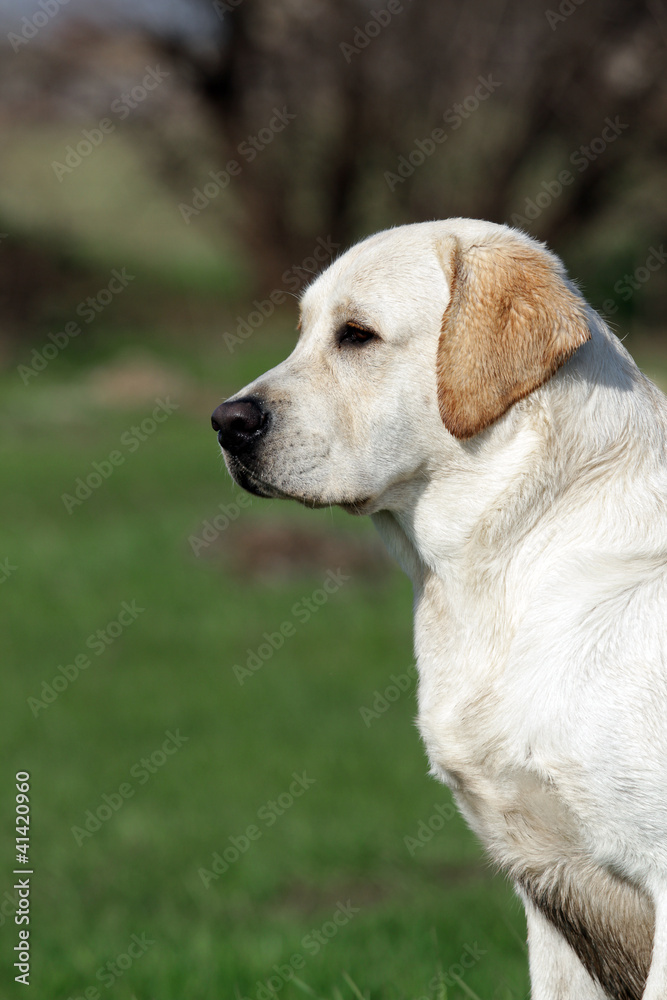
[0,336,531,1000]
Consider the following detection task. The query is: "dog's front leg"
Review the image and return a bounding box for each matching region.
[521,893,607,999]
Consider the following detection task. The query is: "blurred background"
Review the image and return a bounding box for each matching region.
[1,1,666,997]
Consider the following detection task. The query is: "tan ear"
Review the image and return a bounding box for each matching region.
[436,236,591,439]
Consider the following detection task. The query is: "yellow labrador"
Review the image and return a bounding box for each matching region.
[212,220,667,1000]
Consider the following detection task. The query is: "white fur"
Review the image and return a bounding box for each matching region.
[222,220,667,997]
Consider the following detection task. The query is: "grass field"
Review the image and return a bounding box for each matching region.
[0,313,538,1000]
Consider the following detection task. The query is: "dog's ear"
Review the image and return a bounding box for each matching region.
[436,236,591,439]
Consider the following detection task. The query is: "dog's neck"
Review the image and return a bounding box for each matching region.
[372,317,663,602]
[372,406,558,594]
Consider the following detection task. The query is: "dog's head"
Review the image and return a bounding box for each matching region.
[212,220,590,514]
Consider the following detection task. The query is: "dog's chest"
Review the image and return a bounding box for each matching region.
[418,707,585,879]
[412,574,583,870]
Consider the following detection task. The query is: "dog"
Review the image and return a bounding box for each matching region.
[211,219,667,999]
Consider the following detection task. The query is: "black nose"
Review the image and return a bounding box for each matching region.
[211,397,269,454]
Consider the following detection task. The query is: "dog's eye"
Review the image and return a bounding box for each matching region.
[338,323,377,346]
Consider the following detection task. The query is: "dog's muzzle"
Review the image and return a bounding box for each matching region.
[211,396,269,455]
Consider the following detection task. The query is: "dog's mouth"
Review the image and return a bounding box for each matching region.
[225,455,372,513]
[225,454,286,500]
[225,454,328,507]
